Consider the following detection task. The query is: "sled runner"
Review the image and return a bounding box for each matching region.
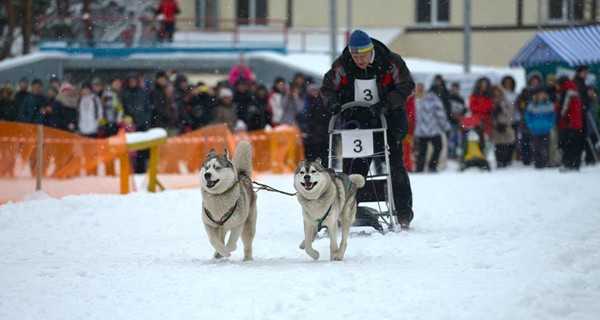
[327,101,396,232]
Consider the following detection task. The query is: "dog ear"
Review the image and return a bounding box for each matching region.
[224,148,229,160]
[208,149,216,157]
[315,157,322,165]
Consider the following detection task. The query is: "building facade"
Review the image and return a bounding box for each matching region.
[178,0,599,66]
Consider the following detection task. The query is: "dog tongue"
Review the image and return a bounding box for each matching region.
[304,182,313,189]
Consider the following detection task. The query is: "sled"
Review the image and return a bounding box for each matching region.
[327,101,396,232]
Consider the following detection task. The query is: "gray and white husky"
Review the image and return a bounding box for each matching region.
[293,158,365,261]
[199,141,257,261]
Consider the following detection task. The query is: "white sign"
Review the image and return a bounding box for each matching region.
[354,79,379,104]
[341,131,374,157]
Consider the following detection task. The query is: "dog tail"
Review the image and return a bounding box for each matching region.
[348,174,365,188]
[233,140,253,177]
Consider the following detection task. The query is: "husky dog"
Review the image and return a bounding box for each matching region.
[199,141,257,261]
[293,158,365,261]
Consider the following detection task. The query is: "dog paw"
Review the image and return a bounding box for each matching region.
[226,244,237,252]
[299,240,305,250]
[214,249,231,258]
[306,249,320,261]
[243,256,253,262]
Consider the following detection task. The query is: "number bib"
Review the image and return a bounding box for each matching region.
[354,79,379,104]
[341,130,375,157]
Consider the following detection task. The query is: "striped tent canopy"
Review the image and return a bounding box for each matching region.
[510,25,600,68]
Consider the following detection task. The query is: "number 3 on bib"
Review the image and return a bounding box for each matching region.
[341,131,374,157]
[354,79,379,104]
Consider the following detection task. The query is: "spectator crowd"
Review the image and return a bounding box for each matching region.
[406,67,600,172]
[1,61,599,174]
[0,59,329,174]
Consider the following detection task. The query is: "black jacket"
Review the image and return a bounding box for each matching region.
[189,92,216,129]
[235,91,270,131]
[121,86,151,130]
[148,84,177,130]
[321,39,415,141]
[297,95,331,147]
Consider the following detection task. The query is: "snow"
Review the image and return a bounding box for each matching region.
[0,52,91,71]
[125,128,168,144]
[0,24,590,319]
[1,164,600,319]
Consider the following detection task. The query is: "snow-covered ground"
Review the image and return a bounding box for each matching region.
[1,163,599,319]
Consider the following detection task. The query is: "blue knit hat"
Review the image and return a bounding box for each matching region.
[348,30,374,54]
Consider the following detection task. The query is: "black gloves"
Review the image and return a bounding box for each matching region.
[330,103,342,115]
[370,102,389,116]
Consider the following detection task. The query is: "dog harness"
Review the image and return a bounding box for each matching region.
[314,204,333,225]
[204,200,238,226]
[308,174,356,225]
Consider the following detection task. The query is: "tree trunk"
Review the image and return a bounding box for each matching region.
[1,0,16,59]
[22,0,33,54]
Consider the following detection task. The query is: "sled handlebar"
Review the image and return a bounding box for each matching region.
[328,101,388,131]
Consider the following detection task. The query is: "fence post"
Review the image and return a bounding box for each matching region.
[36,124,43,191]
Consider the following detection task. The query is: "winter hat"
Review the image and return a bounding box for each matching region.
[59,82,74,93]
[526,71,543,84]
[219,88,233,99]
[348,30,374,54]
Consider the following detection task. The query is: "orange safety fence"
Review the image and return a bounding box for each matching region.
[155,124,304,189]
[0,121,304,204]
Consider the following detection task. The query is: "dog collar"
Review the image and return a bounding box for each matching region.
[204,201,238,226]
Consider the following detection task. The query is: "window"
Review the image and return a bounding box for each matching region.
[236,0,268,25]
[549,0,584,21]
[197,0,219,29]
[416,0,450,24]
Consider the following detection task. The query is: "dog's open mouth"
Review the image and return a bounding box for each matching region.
[301,181,317,190]
[205,179,220,188]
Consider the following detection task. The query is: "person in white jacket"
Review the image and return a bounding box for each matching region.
[414,83,452,172]
[78,82,103,138]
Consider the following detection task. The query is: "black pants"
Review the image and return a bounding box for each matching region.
[416,135,442,172]
[531,134,550,168]
[342,132,414,223]
[134,149,149,174]
[160,22,175,42]
[494,143,515,167]
[559,129,585,169]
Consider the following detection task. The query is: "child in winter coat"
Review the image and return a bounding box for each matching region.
[525,89,556,168]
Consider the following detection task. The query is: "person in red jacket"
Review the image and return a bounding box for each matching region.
[556,76,585,171]
[468,77,494,137]
[156,0,181,42]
